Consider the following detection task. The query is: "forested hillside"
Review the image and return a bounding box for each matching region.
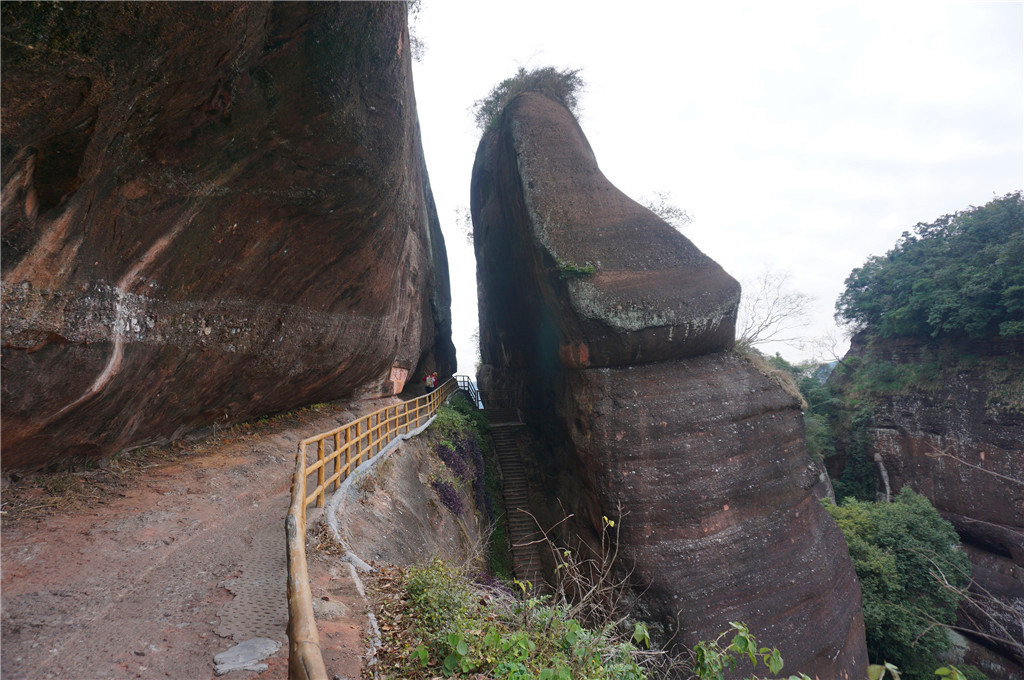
[836,191,1023,342]
[824,192,1024,679]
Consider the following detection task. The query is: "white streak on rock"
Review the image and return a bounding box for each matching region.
[50,211,196,419]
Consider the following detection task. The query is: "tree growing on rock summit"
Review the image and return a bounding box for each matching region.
[472,66,585,131]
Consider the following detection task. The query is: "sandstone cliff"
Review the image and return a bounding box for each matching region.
[833,334,1024,676]
[1,2,455,470]
[472,91,868,677]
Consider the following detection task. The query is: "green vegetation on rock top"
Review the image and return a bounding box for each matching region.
[836,191,1024,341]
[472,66,584,131]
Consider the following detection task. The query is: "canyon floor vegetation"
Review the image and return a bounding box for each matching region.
[824,490,983,680]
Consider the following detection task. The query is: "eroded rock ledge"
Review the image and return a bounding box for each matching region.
[1,2,454,469]
[472,91,868,677]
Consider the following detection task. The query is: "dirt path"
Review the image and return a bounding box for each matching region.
[2,402,386,680]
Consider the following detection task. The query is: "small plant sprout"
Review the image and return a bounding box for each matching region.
[868,661,901,680]
[556,258,596,279]
[632,622,650,649]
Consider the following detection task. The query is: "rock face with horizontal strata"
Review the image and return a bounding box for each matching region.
[1,2,454,470]
[472,91,868,677]
[834,334,1024,677]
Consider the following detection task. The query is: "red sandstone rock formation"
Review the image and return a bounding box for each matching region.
[472,92,868,677]
[834,335,1024,676]
[1,3,454,470]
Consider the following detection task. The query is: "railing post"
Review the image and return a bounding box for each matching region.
[300,443,307,525]
[316,439,325,507]
[373,412,379,454]
[344,427,351,480]
[361,418,366,463]
[356,420,362,466]
[333,432,341,490]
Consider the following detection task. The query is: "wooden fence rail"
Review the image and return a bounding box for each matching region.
[285,375,470,680]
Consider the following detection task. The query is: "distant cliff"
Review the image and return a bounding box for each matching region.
[827,192,1023,676]
[1,2,455,470]
[832,334,1024,677]
[471,91,868,677]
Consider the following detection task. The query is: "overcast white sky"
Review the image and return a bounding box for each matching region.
[410,1,1023,373]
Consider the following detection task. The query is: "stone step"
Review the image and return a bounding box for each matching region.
[490,424,545,589]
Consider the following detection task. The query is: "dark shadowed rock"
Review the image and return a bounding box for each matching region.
[472,91,867,677]
[1,2,454,470]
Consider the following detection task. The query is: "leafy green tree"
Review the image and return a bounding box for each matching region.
[836,192,1024,341]
[472,66,584,131]
[825,488,972,679]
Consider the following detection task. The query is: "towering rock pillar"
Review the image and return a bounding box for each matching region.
[472,92,867,677]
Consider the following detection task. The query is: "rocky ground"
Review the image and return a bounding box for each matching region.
[1,400,390,680]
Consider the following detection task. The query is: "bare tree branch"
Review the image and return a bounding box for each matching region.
[736,269,814,350]
[805,328,854,368]
[923,442,1024,487]
[638,191,692,232]
[906,546,1024,655]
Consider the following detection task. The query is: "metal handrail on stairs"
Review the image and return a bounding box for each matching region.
[285,374,472,680]
[455,374,481,407]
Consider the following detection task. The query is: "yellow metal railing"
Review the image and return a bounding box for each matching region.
[285,375,470,679]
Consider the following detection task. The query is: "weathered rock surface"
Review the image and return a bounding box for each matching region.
[473,92,738,372]
[1,2,454,470]
[835,335,1024,674]
[472,92,868,677]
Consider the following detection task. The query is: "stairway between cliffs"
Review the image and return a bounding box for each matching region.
[486,414,546,590]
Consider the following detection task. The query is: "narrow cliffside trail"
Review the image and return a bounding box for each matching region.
[1,402,386,680]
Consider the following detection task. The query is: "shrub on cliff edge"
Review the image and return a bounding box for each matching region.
[472,66,584,130]
[374,556,649,679]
